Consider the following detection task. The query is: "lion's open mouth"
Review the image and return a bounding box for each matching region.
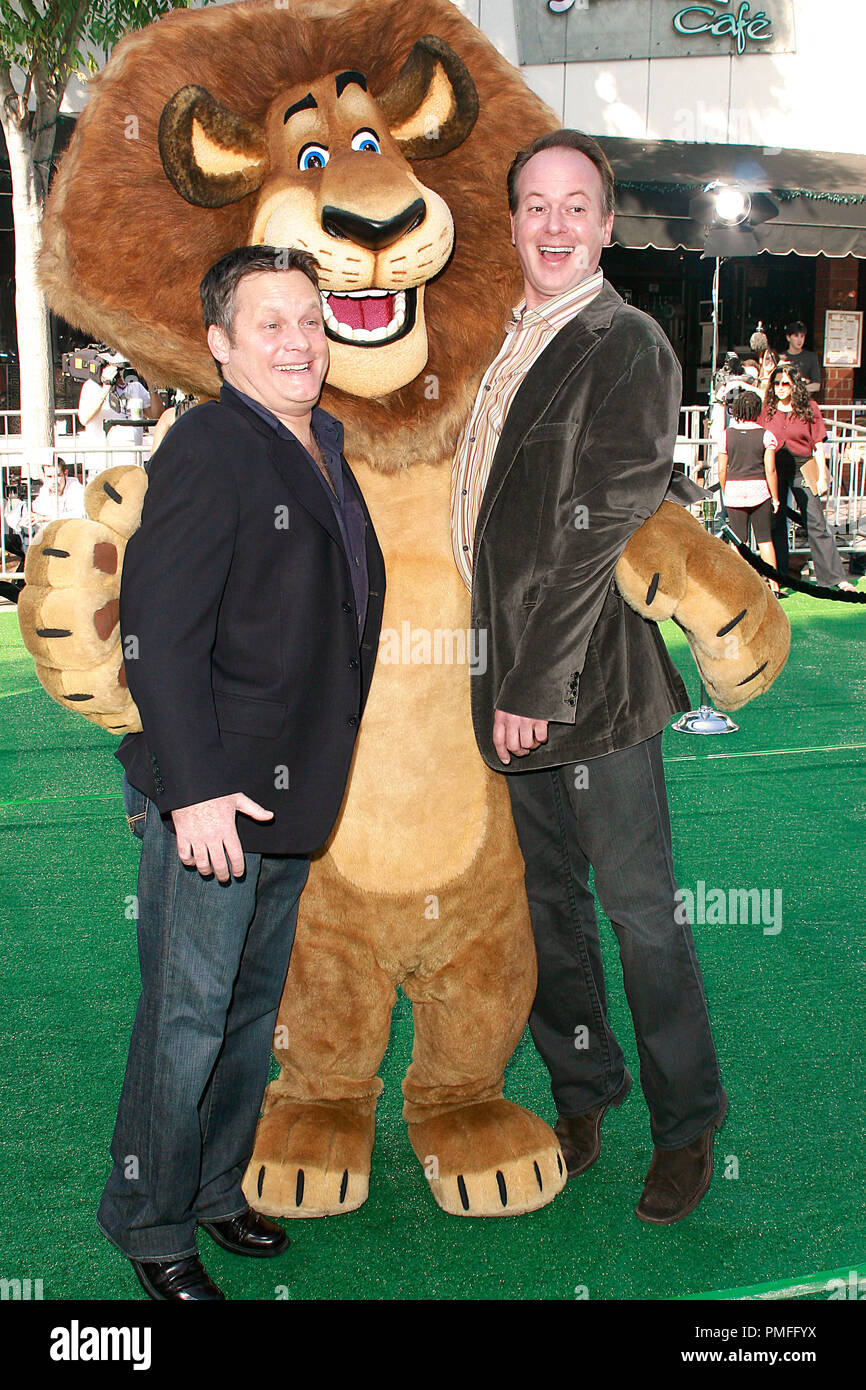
[321,288,417,346]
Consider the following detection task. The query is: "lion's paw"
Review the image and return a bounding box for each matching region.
[616,500,791,710]
[408,1099,566,1217]
[243,1096,376,1218]
[19,486,145,732]
[84,464,148,535]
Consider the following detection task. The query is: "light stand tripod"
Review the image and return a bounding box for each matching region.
[672,496,738,736]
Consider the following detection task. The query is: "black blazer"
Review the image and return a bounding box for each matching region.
[117,387,385,854]
[470,282,688,770]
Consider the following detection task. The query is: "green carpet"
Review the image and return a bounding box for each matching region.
[1,590,864,1301]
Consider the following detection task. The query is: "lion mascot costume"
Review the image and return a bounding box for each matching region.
[22,0,788,1218]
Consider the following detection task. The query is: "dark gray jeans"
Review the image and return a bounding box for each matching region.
[506,734,722,1149]
[772,466,847,587]
[97,777,309,1261]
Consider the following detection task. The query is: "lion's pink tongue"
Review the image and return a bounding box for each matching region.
[329,294,394,330]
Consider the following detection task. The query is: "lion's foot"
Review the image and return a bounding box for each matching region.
[408,1099,566,1217]
[242,1096,376,1218]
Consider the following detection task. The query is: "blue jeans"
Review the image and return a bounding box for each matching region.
[506,735,722,1149]
[97,777,309,1261]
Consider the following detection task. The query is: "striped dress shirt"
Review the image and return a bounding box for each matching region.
[450,269,604,591]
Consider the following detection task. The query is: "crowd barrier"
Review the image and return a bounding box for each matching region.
[675,404,866,563]
[1,422,150,582]
[2,406,865,582]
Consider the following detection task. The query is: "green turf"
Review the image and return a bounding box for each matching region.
[1,590,864,1301]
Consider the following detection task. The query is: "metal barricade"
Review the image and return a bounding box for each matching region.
[821,419,866,559]
[0,408,82,439]
[1,437,149,584]
[677,403,866,568]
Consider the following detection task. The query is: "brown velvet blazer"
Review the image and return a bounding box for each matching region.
[469,280,689,771]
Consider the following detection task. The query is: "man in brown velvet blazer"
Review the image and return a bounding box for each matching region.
[451,130,726,1225]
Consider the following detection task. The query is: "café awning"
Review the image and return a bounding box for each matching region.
[597,138,866,257]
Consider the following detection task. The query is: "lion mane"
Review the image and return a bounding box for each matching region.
[40,0,557,472]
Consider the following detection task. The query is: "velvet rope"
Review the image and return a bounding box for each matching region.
[720,525,866,603]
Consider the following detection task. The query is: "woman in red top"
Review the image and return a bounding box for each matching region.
[761,365,855,591]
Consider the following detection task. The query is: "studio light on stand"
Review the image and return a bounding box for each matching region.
[674,181,776,737]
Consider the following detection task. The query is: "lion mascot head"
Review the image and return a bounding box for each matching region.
[40,0,557,468]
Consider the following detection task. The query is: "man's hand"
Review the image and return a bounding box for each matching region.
[493,709,549,765]
[171,793,274,882]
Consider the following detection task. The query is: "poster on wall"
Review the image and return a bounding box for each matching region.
[823,311,863,369]
[515,0,797,67]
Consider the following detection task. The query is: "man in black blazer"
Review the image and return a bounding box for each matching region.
[452,132,725,1226]
[97,245,384,1298]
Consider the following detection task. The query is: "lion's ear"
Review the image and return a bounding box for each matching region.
[378,35,478,159]
[158,85,269,208]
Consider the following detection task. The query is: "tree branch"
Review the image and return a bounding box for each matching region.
[54,0,91,90]
[0,55,25,128]
[56,0,90,59]
[0,60,19,122]
[21,60,34,111]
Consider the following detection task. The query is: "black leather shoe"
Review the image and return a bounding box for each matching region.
[131,1254,225,1301]
[636,1089,728,1226]
[199,1207,290,1258]
[554,1070,632,1177]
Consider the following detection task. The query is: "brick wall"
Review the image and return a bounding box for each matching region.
[813,256,860,404]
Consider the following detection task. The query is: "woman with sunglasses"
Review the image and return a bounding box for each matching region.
[761,366,856,592]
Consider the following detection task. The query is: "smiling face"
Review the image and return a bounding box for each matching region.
[510,146,614,311]
[772,370,793,404]
[207,269,329,428]
[245,69,455,399]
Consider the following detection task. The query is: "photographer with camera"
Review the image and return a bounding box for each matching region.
[74,352,153,474]
[77,357,129,474]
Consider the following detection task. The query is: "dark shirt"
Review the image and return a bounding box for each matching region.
[782,348,821,388]
[222,383,369,632]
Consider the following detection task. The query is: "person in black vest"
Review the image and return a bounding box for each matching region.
[718,390,781,595]
[97,245,385,1300]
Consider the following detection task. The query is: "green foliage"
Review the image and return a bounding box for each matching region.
[0,1,205,85]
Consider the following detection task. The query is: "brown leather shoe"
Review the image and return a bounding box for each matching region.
[636,1090,728,1225]
[554,1071,632,1177]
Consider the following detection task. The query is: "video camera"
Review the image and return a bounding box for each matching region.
[61,343,131,384]
[713,351,744,397]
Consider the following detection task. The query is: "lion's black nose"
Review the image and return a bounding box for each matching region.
[321,197,426,250]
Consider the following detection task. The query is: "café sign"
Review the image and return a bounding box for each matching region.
[515,0,796,66]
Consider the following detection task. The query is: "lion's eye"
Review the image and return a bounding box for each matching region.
[351,128,380,154]
[298,143,329,171]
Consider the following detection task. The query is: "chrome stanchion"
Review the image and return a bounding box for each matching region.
[673,496,739,736]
